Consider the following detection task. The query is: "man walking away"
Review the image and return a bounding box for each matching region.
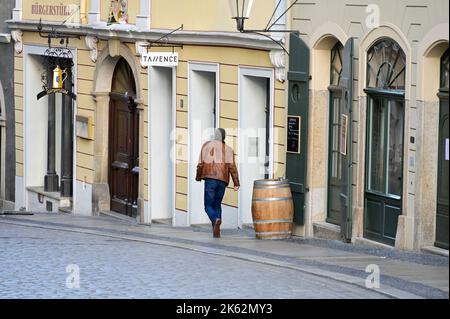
[196,128,240,238]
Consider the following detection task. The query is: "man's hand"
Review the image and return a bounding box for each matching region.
[234,186,240,192]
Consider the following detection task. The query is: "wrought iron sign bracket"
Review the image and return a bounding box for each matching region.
[141,24,184,53]
[37,18,81,49]
[35,7,81,101]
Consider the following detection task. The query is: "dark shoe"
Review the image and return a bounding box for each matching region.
[213,219,221,238]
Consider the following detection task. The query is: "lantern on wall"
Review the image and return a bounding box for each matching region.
[228,0,255,32]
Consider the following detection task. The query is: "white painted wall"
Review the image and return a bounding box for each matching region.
[23,44,78,213]
[188,63,219,225]
[25,54,48,188]
[149,66,175,221]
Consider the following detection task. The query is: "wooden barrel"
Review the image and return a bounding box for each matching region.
[251,179,294,240]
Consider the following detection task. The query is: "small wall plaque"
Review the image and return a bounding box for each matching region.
[76,115,93,140]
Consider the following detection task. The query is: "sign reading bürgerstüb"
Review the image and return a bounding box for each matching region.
[23,0,80,22]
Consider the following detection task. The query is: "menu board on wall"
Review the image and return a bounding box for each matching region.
[287,116,301,154]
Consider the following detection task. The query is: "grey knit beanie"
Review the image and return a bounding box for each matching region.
[214,128,226,143]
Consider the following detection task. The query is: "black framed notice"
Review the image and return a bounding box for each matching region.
[287,115,301,154]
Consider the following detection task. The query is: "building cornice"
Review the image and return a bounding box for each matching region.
[6,20,280,51]
[0,33,11,43]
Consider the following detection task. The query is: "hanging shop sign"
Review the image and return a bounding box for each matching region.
[287,115,301,154]
[141,52,179,67]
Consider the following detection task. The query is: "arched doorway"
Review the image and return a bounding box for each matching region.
[326,38,354,242]
[364,38,406,246]
[436,49,449,249]
[108,58,139,217]
[0,80,5,204]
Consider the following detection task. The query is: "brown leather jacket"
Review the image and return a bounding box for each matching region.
[196,140,240,187]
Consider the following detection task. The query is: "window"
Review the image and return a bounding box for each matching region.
[367,39,406,91]
[441,49,449,92]
[329,42,344,179]
[330,42,344,87]
[366,39,406,199]
[327,41,344,225]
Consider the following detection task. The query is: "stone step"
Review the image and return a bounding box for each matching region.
[0,211,34,216]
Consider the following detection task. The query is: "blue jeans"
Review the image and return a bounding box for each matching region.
[204,179,227,225]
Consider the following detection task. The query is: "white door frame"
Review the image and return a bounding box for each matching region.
[238,67,275,227]
[187,62,220,226]
[23,44,77,211]
[147,66,177,224]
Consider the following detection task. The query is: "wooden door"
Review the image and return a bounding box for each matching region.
[326,38,354,243]
[436,93,449,249]
[338,38,354,241]
[364,95,404,246]
[109,92,139,217]
[327,89,343,225]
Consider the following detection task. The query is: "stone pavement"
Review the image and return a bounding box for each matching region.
[0,212,448,299]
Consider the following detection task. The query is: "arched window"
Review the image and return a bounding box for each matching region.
[364,38,406,246]
[367,38,406,91]
[330,42,344,86]
[436,48,449,250]
[441,49,449,91]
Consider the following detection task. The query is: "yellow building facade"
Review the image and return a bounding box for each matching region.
[9,0,289,228]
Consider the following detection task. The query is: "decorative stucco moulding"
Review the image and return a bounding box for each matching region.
[85,35,98,63]
[11,29,23,54]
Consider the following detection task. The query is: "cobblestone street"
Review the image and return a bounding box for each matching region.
[0,223,389,299]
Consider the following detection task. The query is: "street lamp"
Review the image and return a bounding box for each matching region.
[229,0,254,32]
[229,0,298,33]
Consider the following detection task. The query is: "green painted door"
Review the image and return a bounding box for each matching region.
[326,89,343,225]
[326,38,354,242]
[286,32,310,225]
[364,95,404,246]
[339,38,354,241]
[436,93,449,250]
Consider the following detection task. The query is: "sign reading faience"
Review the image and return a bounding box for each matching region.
[23,0,81,22]
[287,116,301,154]
[141,53,179,67]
